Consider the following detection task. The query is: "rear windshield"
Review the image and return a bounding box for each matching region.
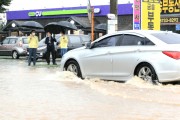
[81,35,90,42]
[69,36,81,44]
[151,32,180,44]
[39,37,46,46]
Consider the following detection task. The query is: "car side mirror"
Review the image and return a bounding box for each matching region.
[85,42,91,49]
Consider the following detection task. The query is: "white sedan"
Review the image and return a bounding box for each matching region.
[60,30,180,84]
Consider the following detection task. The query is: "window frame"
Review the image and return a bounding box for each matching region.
[92,34,123,48]
[2,38,10,44]
[118,34,155,46]
[9,38,17,44]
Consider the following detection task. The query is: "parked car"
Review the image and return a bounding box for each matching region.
[61,30,180,84]
[36,34,90,59]
[0,36,28,59]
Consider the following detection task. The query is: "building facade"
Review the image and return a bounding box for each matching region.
[4,1,180,38]
[4,4,133,37]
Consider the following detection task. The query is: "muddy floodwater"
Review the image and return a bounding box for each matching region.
[0,58,180,120]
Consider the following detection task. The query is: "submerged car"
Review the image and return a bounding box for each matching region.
[0,36,28,59]
[61,30,180,83]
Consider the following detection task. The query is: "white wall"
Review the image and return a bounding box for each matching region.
[8,0,133,11]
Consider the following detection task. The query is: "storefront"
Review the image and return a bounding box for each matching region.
[160,0,180,33]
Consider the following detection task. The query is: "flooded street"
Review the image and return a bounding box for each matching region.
[0,57,180,120]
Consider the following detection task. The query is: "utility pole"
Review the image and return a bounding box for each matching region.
[110,0,118,31]
[110,0,117,15]
[87,0,94,41]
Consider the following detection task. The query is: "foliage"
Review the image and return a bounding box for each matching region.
[0,0,11,13]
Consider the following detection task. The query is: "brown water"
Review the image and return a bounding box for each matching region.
[0,58,180,120]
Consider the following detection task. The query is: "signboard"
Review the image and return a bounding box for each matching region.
[107,20,117,34]
[141,0,160,30]
[161,0,180,14]
[176,24,180,30]
[133,0,141,30]
[28,8,101,17]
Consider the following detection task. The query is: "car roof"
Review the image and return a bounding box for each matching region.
[113,30,172,36]
[93,30,173,45]
[6,36,28,38]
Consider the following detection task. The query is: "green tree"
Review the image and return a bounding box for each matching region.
[0,0,11,13]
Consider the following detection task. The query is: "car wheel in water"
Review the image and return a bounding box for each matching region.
[135,63,158,84]
[12,51,19,59]
[65,60,82,78]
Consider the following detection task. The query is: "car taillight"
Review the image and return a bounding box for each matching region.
[162,51,180,60]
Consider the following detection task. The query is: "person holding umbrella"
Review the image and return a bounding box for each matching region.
[28,30,39,66]
[45,32,57,65]
[59,30,69,57]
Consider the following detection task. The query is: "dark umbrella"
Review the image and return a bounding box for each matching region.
[21,21,43,29]
[44,22,62,34]
[58,21,77,30]
[95,23,107,31]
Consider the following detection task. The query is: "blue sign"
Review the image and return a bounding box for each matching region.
[134,22,141,30]
[176,24,180,30]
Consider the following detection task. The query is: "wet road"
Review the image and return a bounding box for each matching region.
[0,57,180,120]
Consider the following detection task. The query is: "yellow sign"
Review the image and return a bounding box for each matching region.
[161,0,180,14]
[141,0,160,30]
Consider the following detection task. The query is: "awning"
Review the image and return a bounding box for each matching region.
[2,20,25,31]
[67,16,100,29]
[2,20,44,32]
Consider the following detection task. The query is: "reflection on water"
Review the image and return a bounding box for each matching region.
[0,59,180,120]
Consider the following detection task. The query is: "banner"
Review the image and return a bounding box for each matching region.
[141,0,160,30]
[133,0,141,30]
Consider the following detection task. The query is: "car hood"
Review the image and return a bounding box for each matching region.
[69,46,85,52]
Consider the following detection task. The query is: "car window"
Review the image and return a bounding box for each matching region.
[55,35,60,42]
[39,37,46,46]
[69,36,81,44]
[9,38,17,44]
[93,35,120,48]
[120,35,145,46]
[3,38,9,44]
[22,38,28,44]
[151,32,180,44]
[144,38,155,45]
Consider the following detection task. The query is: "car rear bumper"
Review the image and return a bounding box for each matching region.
[158,71,180,82]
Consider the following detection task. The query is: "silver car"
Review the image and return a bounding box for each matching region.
[60,30,180,83]
[0,36,28,59]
